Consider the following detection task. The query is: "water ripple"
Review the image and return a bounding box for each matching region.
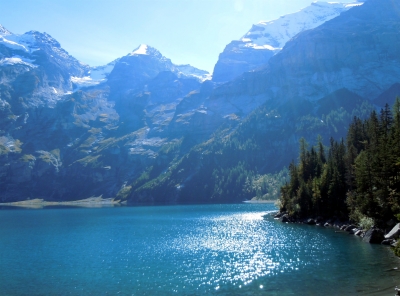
[0,204,398,295]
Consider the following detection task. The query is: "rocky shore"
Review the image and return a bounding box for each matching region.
[270,211,400,246]
[269,211,400,295]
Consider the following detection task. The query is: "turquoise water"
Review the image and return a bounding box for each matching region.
[0,204,399,295]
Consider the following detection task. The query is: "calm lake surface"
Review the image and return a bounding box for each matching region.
[0,203,399,295]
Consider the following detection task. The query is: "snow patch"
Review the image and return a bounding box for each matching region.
[71,76,101,88]
[130,44,148,55]
[244,44,280,51]
[0,31,40,54]
[0,56,37,68]
[71,59,119,88]
[90,61,117,80]
[174,64,211,82]
[239,1,363,50]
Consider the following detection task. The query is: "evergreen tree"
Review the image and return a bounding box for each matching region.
[279,100,400,226]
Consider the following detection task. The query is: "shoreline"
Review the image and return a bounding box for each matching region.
[0,197,120,209]
[242,199,277,204]
[270,211,400,295]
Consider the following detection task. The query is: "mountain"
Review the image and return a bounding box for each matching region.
[0,25,89,105]
[212,1,362,83]
[0,25,210,202]
[125,0,400,204]
[71,44,209,91]
[208,0,400,109]
[374,83,400,107]
[2,0,400,204]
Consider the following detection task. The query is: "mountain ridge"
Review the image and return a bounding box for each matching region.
[212,1,362,83]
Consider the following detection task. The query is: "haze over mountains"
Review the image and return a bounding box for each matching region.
[1,0,399,203]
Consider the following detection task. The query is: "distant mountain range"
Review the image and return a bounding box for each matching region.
[1,0,400,204]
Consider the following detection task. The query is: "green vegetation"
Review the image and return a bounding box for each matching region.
[50,149,61,160]
[392,243,400,257]
[13,140,22,153]
[116,185,132,201]
[244,169,289,200]
[128,94,375,204]
[38,151,53,163]
[279,99,400,227]
[76,154,102,168]
[20,154,35,162]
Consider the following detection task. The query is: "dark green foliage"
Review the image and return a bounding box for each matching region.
[243,168,289,200]
[128,93,375,204]
[280,98,400,227]
[392,242,400,257]
[280,137,348,219]
[317,88,365,117]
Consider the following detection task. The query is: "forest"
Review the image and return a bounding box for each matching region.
[125,92,376,204]
[279,98,400,228]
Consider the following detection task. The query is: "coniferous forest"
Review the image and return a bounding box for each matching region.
[279,99,400,228]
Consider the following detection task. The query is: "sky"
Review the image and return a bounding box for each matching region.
[0,0,357,73]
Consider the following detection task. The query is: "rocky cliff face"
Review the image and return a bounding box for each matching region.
[212,1,361,83]
[264,0,400,102]
[208,0,400,108]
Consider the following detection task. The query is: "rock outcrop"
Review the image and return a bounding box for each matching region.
[363,228,385,244]
[385,223,400,240]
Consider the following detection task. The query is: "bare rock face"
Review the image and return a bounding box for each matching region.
[363,228,385,244]
[267,0,400,102]
[385,223,400,240]
[211,0,400,108]
[107,45,173,93]
[9,156,35,183]
[212,41,274,83]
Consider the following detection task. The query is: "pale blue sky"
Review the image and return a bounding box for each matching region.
[0,0,356,72]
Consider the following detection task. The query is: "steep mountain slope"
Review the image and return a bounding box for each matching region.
[128,0,400,204]
[0,25,89,104]
[0,26,210,202]
[208,0,400,111]
[127,91,375,204]
[2,0,400,204]
[212,1,362,83]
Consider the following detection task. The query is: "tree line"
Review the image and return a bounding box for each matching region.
[279,99,400,227]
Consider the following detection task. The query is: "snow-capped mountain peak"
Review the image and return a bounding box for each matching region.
[0,28,64,55]
[24,30,62,49]
[129,44,163,57]
[212,1,363,82]
[131,44,149,55]
[241,1,363,50]
[0,25,89,99]
[0,24,12,35]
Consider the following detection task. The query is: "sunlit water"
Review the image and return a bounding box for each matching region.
[0,204,399,295]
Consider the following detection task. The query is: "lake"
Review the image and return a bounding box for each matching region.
[0,203,398,295]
